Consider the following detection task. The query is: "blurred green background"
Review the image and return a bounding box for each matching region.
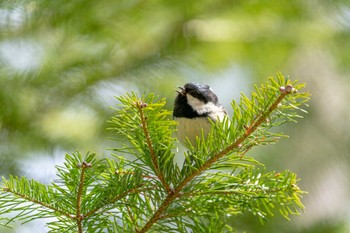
[1,0,350,232]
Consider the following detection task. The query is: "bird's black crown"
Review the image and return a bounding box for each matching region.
[183,83,218,104]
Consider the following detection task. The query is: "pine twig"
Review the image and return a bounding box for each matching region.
[135,101,172,194]
[75,161,91,233]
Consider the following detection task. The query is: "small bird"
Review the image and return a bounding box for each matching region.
[173,82,227,147]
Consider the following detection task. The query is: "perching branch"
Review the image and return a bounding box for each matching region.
[138,82,301,233]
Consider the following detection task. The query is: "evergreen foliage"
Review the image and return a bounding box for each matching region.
[0,74,310,232]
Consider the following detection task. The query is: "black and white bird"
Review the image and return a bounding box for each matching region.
[173,82,227,146]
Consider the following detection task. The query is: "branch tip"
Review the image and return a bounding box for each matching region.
[285,84,293,93]
[280,84,297,94]
[279,86,286,93]
[134,101,148,108]
[77,161,92,168]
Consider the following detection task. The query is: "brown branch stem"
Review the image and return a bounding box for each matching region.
[76,162,88,233]
[136,101,172,194]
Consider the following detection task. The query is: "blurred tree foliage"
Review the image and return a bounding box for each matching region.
[1,0,350,232]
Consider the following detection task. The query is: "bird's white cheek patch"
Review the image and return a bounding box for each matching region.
[186,94,206,113]
[187,94,223,117]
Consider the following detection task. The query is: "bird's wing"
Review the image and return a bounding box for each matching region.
[208,105,227,122]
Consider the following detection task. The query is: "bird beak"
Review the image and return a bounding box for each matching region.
[176,86,185,95]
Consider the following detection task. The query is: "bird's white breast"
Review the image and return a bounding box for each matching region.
[174,117,212,147]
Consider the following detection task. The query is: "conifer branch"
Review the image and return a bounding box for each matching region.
[138,84,295,233]
[135,101,172,194]
[0,76,309,232]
